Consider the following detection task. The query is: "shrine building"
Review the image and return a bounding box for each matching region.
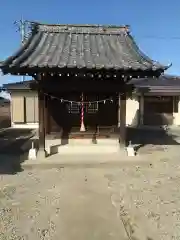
[1,22,175,157]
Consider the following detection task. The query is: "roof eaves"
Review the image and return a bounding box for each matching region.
[2,80,33,90]
[128,34,170,71]
[0,33,36,72]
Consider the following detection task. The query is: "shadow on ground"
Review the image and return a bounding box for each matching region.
[0,128,37,174]
[127,127,180,145]
[127,126,180,153]
[0,126,180,174]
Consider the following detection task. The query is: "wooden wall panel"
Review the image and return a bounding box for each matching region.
[26,96,35,123]
[12,96,25,123]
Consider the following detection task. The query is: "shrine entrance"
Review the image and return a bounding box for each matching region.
[47,92,118,138]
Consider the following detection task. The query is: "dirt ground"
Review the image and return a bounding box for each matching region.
[0,127,180,239]
[0,145,180,239]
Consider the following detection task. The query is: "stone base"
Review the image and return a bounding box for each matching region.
[37,149,48,160]
[28,148,37,160]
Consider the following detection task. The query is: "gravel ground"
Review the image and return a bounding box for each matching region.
[107,154,180,239]
[0,147,180,239]
[0,168,63,240]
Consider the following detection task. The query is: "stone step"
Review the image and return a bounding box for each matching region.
[46,144,121,155]
[46,138,119,146]
[69,138,119,145]
[45,139,120,155]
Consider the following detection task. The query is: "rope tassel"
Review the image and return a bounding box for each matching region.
[80,92,86,132]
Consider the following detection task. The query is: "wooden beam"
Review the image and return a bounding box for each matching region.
[119,93,127,148]
[39,79,126,93]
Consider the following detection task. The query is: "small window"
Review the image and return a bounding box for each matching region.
[68,102,80,114]
[86,102,98,113]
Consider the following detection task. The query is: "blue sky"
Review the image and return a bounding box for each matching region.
[0,0,180,86]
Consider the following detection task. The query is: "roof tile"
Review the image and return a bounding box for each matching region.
[1,23,167,73]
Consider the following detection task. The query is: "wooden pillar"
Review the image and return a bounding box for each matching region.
[38,88,46,157]
[44,95,50,134]
[118,93,121,127]
[119,93,127,147]
[139,93,144,125]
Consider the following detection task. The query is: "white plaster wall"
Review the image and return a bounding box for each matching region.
[126,96,139,126]
[173,97,180,126]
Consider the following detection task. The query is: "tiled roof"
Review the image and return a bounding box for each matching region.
[3,80,33,90]
[130,75,180,88]
[129,75,180,94]
[0,96,10,103]
[1,22,167,74]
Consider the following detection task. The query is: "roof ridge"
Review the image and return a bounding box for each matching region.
[31,22,130,34]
